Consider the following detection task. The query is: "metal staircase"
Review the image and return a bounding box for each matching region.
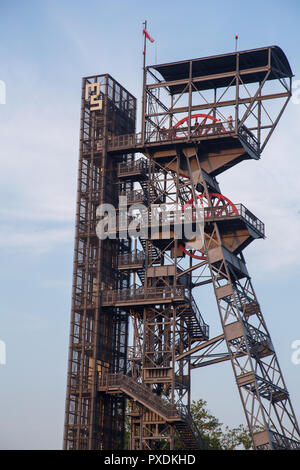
[140,178,162,205]
[174,421,205,450]
[177,296,209,342]
[98,373,207,449]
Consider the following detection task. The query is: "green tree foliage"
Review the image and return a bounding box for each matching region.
[190,399,252,450]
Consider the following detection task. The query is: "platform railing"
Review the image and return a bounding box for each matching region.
[117,158,148,177]
[108,120,234,150]
[145,203,265,236]
[117,250,145,267]
[107,119,259,153]
[119,189,146,205]
[101,285,186,305]
[146,119,234,143]
[236,204,264,235]
[203,203,265,236]
[108,132,143,149]
[101,285,209,337]
[238,124,259,152]
[105,203,264,238]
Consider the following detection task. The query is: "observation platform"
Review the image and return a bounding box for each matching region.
[101,285,209,341]
[104,202,265,240]
[97,121,260,164]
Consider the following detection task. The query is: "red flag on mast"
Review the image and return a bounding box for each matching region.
[143,27,154,43]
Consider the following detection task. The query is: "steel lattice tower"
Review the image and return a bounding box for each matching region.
[64,46,300,450]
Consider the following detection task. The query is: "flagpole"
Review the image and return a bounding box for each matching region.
[143,20,147,69]
[235,34,238,52]
[141,20,147,142]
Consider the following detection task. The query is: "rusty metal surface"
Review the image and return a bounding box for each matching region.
[64,46,300,450]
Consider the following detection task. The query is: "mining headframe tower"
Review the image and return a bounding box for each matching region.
[63,45,300,450]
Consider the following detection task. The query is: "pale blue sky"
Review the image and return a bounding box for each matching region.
[0,0,300,449]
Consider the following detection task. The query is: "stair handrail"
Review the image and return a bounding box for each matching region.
[102,373,181,419]
[117,250,145,266]
[100,373,207,449]
[181,405,208,450]
[185,290,209,338]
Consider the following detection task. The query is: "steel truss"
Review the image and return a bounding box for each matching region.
[64,74,136,450]
[64,46,300,450]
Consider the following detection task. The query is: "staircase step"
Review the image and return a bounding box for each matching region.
[100,373,206,449]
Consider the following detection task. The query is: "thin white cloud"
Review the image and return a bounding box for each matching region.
[39,279,71,289]
[0,225,73,254]
[221,102,300,274]
[0,84,78,242]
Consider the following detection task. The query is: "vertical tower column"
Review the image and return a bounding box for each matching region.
[64,75,136,450]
